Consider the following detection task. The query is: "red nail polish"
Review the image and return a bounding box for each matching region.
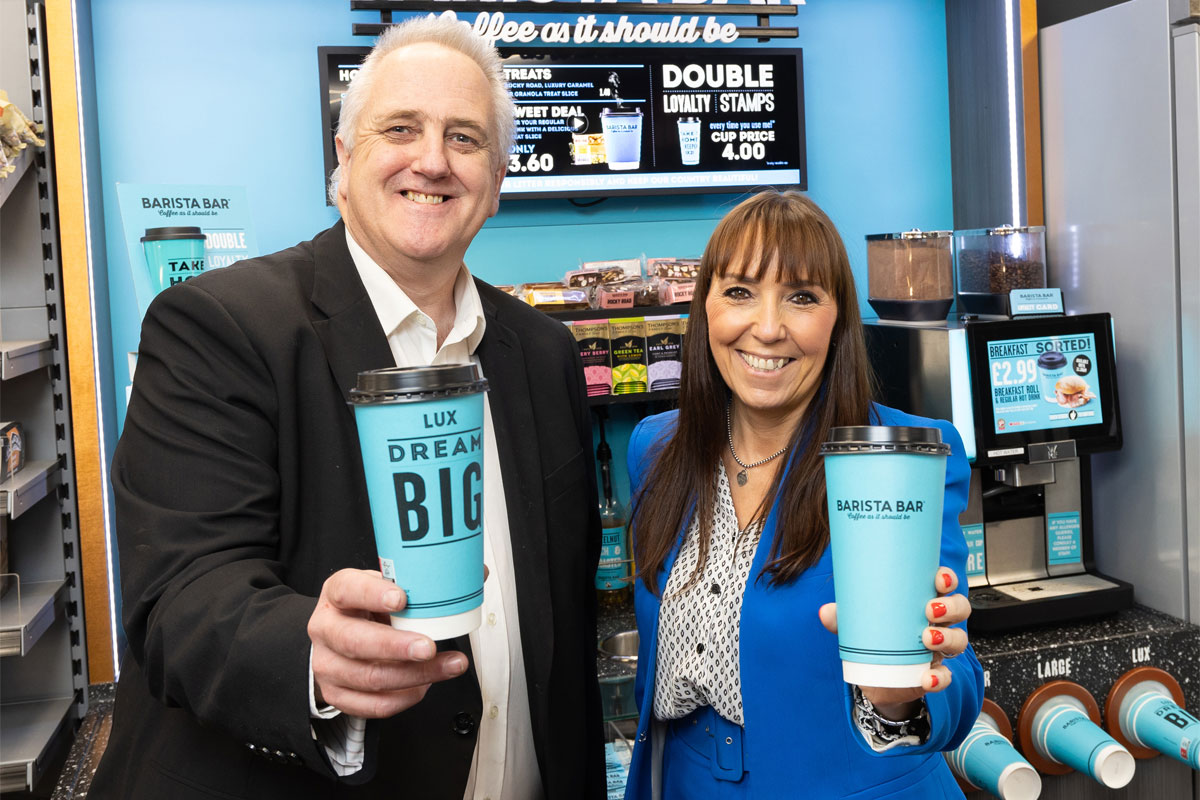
[941,573,953,590]
[929,674,939,689]
[931,602,947,618]
[929,629,945,646]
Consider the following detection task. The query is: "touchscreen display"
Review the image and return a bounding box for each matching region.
[986,333,1104,435]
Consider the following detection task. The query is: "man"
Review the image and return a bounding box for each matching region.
[89,15,603,799]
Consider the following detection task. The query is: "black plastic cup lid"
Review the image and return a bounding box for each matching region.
[821,425,950,455]
[141,226,206,242]
[348,364,488,404]
[1037,351,1067,369]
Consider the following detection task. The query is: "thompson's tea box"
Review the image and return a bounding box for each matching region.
[609,318,648,395]
[569,321,612,397]
[645,316,683,392]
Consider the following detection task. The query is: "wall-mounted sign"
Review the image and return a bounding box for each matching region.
[347,1,802,44]
[115,183,259,317]
[318,46,805,201]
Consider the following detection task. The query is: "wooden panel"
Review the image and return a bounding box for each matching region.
[45,0,115,684]
[1021,0,1043,226]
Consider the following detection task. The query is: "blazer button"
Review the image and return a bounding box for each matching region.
[453,711,477,735]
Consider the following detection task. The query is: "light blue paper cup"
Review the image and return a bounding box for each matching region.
[1119,681,1200,769]
[601,108,643,170]
[349,364,488,640]
[1032,695,1135,788]
[821,426,949,688]
[947,711,1041,800]
[141,226,206,293]
[1037,350,1067,403]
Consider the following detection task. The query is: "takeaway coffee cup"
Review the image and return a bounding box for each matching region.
[1031,694,1135,787]
[1037,350,1068,403]
[821,426,950,687]
[1117,679,1200,769]
[349,364,488,640]
[601,108,643,170]
[677,117,701,165]
[946,711,1041,800]
[141,226,207,293]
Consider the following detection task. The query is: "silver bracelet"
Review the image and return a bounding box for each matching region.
[852,686,931,743]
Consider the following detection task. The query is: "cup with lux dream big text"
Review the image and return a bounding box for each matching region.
[821,426,950,687]
[349,364,488,640]
[141,226,207,293]
[601,107,643,170]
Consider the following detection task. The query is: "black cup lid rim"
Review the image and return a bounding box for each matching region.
[349,364,488,399]
[1037,351,1068,367]
[141,226,207,242]
[822,425,951,454]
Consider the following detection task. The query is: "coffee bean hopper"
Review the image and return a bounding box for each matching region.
[954,225,1047,317]
[865,229,954,323]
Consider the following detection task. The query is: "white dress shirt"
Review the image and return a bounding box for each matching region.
[308,230,543,800]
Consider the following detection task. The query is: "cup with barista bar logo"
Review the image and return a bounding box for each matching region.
[349,364,489,640]
[821,426,951,687]
[141,226,207,293]
[601,107,643,170]
[1037,351,1068,403]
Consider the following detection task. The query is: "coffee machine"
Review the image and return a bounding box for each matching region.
[865,313,1133,631]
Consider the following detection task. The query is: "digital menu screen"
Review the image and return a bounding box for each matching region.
[499,47,805,199]
[986,333,1104,435]
[318,46,805,202]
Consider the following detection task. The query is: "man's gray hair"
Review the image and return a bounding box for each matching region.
[327,13,515,204]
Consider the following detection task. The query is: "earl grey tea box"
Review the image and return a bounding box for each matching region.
[645,317,682,392]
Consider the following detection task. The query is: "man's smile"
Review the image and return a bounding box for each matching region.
[402,190,446,204]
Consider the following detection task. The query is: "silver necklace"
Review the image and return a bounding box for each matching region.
[725,402,789,486]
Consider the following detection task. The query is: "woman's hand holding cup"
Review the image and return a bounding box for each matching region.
[819,566,970,720]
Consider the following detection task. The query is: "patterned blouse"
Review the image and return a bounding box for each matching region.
[653,463,761,725]
[651,462,930,749]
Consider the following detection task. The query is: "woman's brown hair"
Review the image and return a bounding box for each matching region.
[631,190,877,594]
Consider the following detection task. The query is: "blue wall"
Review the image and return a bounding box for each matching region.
[89,0,951,546]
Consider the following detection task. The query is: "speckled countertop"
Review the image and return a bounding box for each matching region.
[51,682,114,800]
[597,604,638,681]
[44,603,1200,796]
[969,604,1200,731]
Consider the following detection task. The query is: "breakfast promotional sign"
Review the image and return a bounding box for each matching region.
[985,332,1104,435]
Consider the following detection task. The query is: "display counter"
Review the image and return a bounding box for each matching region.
[595,601,1200,800]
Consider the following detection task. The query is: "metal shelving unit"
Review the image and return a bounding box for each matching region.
[0,0,89,793]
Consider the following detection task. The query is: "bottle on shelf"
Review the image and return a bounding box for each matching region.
[595,412,632,608]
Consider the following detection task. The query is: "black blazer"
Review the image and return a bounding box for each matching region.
[89,222,604,799]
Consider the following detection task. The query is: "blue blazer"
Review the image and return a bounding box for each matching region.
[624,404,984,799]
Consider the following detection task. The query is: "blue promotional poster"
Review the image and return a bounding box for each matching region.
[116,183,259,318]
[986,333,1104,435]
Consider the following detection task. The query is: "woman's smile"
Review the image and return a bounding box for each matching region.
[707,261,838,426]
[737,351,793,372]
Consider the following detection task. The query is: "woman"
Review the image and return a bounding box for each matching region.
[624,191,983,799]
